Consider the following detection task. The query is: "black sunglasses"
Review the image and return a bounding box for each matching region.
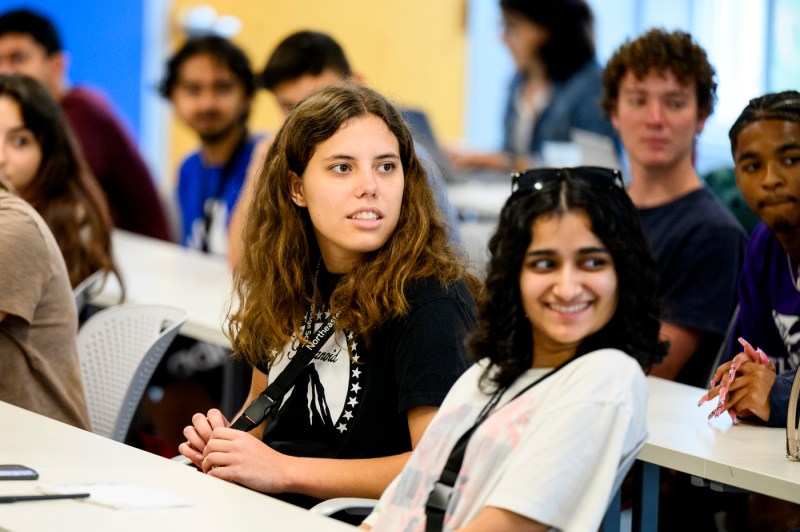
[511,166,625,193]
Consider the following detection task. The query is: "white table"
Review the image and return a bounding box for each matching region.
[619,377,800,530]
[0,401,354,531]
[643,376,800,503]
[95,231,233,347]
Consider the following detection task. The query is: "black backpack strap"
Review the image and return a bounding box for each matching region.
[424,426,477,531]
[230,311,340,432]
[424,352,586,531]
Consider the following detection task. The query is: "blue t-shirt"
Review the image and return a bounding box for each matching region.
[176,134,261,253]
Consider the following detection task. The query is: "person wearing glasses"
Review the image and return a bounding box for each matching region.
[362,167,666,531]
[448,0,617,172]
[178,85,479,516]
[602,29,746,388]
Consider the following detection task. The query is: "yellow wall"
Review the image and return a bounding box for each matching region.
[168,0,467,178]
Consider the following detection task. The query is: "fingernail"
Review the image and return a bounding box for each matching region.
[698,393,709,406]
[720,387,728,401]
[728,409,737,423]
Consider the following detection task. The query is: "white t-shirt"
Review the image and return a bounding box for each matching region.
[364,348,648,531]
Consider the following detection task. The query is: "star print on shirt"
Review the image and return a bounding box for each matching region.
[326,326,364,435]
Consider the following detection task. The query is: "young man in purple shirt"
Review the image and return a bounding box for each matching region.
[708,91,800,428]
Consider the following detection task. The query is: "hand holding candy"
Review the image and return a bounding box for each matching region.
[698,337,772,423]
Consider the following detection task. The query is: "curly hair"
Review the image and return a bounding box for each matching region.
[229,84,480,367]
[602,28,717,120]
[0,74,120,289]
[469,169,667,391]
[729,90,800,154]
[500,0,595,82]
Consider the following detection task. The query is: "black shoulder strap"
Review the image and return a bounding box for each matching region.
[424,353,584,532]
[230,311,340,432]
[200,131,249,253]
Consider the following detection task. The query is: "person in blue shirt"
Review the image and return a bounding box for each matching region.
[160,35,260,254]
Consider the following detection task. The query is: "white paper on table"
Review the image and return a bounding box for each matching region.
[37,483,193,510]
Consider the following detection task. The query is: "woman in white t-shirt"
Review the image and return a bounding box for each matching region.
[364,167,667,531]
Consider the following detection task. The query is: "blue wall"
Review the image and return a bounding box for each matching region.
[0,1,144,140]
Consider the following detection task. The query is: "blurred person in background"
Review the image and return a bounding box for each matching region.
[160,35,261,255]
[0,73,119,289]
[448,0,617,173]
[0,8,170,241]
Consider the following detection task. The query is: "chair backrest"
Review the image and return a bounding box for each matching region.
[77,303,187,442]
[705,304,741,387]
[73,270,107,315]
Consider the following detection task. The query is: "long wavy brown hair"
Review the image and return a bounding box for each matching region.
[230,84,479,367]
[0,74,119,289]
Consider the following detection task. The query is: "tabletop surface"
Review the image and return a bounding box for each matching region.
[0,401,354,531]
[95,230,233,347]
[644,376,800,503]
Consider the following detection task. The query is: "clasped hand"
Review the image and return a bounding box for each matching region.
[698,338,776,422]
[178,408,293,493]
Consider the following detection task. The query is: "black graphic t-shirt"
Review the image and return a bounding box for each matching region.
[261,273,476,507]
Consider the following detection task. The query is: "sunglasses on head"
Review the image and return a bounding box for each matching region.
[511,166,625,193]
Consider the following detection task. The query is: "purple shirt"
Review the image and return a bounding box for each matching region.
[726,222,800,374]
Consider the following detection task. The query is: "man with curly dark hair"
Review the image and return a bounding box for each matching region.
[602,28,746,388]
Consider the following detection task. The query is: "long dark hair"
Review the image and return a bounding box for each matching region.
[0,74,120,289]
[469,170,667,390]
